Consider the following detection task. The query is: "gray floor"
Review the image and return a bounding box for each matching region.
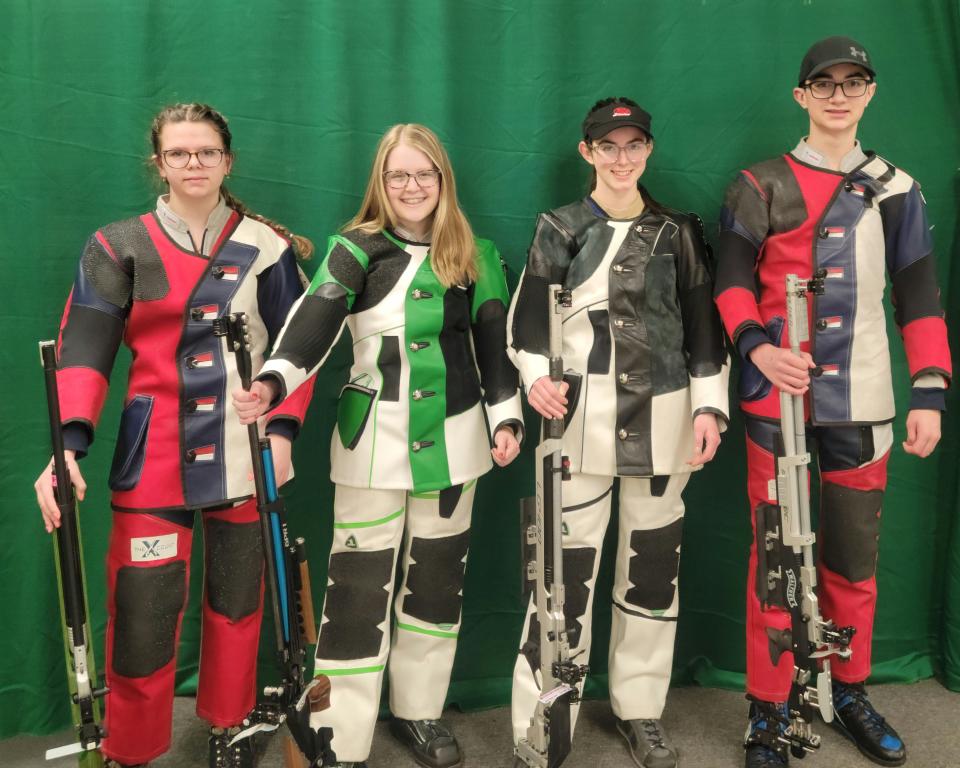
[7,680,959,767]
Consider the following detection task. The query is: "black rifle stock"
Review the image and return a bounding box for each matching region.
[39,340,107,766]
[213,314,334,768]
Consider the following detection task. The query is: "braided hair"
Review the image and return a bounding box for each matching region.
[150,103,314,258]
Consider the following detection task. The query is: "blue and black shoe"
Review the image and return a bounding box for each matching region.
[831,682,906,766]
[744,699,790,768]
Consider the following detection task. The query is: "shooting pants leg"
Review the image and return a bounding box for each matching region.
[312,481,475,763]
[196,498,265,726]
[743,417,891,700]
[816,424,891,684]
[101,510,195,765]
[511,472,612,743]
[609,474,688,721]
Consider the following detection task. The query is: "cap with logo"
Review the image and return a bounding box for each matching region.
[798,36,875,85]
[582,99,653,142]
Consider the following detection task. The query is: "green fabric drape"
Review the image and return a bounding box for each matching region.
[1,0,958,739]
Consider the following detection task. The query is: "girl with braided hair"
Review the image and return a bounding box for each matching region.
[508,96,729,768]
[34,102,316,767]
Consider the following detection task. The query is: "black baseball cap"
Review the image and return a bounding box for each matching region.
[582,99,653,142]
[798,36,875,85]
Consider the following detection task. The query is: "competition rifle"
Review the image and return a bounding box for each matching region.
[515,286,587,768]
[213,313,335,768]
[757,272,856,758]
[39,340,108,766]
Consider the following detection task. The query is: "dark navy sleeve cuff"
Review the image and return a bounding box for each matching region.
[909,387,947,412]
[62,422,93,459]
[264,418,299,441]
[736,327,772,361]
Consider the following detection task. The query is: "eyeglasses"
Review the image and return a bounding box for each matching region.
[804,78,873,99]
[160,148,226,168]
[382,170,441,190]
[591,140,651,162]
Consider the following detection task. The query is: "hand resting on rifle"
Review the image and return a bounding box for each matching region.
[233,379,279,424]
[528,375,570,420]
[35,451,85,533]
[748,342,815,396]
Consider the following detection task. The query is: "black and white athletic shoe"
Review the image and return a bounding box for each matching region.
[616,718,678,768]
[831,682,906,766]
[390,717,462,768]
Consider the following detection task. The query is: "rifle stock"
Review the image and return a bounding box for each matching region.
[39,340,107,766]
[214,315,334,768]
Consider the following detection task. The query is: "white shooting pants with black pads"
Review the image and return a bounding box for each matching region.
[310,481,476,762]
[511,472,689,741]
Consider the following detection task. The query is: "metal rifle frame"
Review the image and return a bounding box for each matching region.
[39,340,108,766]
[213,314,334,768]
[515,286,587,768]
[759,273,855,758]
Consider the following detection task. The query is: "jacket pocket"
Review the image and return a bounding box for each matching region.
[337,383,377,450]
[109,394,154,491]
[738,316,784,402]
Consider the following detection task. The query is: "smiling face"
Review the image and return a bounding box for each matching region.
[383,142,441,239]
[578,125,652,200]
[794,62,876,137]
[154,120,232,208]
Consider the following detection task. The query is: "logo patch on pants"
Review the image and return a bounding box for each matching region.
[131,533,178,562]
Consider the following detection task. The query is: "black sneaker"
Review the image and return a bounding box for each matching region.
[831,682,906,766]
[389,718,462,768]
[743,699,789,768]
[208,726,254,768]
[616,718,678,768]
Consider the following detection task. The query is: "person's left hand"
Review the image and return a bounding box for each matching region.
[903,409,941,458]
[269,433,293,485]
[687,412,721,467]
[491,426,521,467]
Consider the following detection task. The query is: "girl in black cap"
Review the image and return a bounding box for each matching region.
[507,97,729,768]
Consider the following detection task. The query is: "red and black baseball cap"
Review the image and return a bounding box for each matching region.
[582,99,653,142]
[798,36,875,85]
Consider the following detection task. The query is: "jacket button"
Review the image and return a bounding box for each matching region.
[185,399,197,413]
[618,428,628,440]
[185,450,196,463]
[618,373,629,384]
[212,266,225,279]
[190,307,204,321]
[185,356,197,369]
[812,366,824,377]
[613,264,623,273]
[816,319,828,330]
[409,341,430,351]
[614,319,624,328]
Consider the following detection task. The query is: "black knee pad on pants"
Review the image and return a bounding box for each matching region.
[316,548,393,660]
[113,560,187,678]
[402,530,471,625]
[625,518,683,611]
[819,482,883,583]
[205,518,263,620]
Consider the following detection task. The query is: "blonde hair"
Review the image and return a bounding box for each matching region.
[344,124,477,286]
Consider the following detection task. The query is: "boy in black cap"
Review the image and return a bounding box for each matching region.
[714,36,950,768]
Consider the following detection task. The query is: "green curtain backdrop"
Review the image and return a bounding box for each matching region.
[2,0,958,739]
